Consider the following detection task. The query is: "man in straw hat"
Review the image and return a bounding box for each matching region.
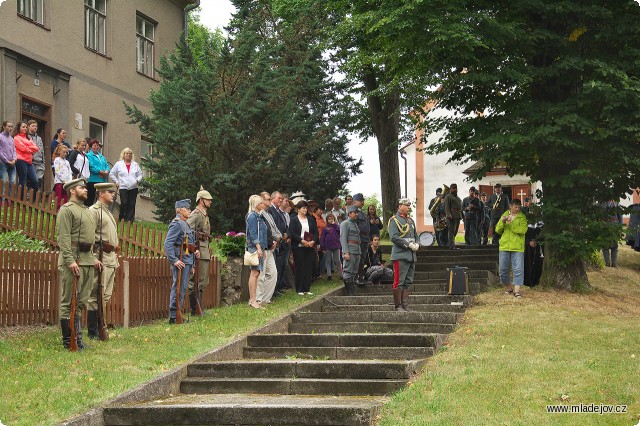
[57,178,102,350]
[187,186,213,314]
[87,182,120,339]
[388,198,419,311]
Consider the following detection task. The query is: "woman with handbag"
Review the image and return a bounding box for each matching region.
[289,200,319,295]
[245,194,268,309]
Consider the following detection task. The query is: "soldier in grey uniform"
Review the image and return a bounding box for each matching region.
[340,205,361,296]
[87,182,120,340]
[187,186,213,314]
[57,178,102,350]
[352,193,370,285]
[164,199,200,324]
[388,198,419,311]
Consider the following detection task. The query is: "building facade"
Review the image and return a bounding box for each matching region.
[0,0,193,219]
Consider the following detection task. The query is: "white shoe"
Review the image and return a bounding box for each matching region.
[305,292,313,295]
[298,292,304,295]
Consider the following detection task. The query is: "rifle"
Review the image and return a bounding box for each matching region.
[68,213,82,352]
[175,228,186,324]
[96,205,108,341]
[193,255,203,316]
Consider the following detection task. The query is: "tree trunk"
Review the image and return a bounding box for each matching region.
[362,68,402,220]
[539,244,590,291]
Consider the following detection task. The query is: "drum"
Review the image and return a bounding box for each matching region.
[418,231,435,247]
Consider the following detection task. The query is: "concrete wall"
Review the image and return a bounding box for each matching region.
[0,0,191,220]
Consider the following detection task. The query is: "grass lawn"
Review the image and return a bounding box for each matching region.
[378,245,640,425]
[0,280,340,426]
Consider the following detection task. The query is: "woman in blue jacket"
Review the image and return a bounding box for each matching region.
[86,139,109,206]
[246,194,268,309]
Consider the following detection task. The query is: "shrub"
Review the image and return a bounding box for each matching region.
[211,231,246,263]
[0,230,47,251]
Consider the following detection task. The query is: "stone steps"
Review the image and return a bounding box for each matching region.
[322,303,465,313]
[187,359,425,379]
[180,377,406,396]
[100,246,498,426]
[104,394,387,426]
[288,321,456,334]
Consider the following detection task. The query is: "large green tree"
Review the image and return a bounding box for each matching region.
[339,0,640,290]
[127,6,360,232]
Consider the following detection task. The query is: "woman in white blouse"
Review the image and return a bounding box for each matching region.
[109,147,143,222]
[52,144,72,210]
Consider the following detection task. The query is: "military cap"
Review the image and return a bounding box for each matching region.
[347,205,359,214]
[494,183,502,188]
[175,199,191,209]
[196,185,213,201]
[398,197,412,206]
[95,182,117,192]
[469,186,477,191]
[63,178,87,191]
[352,193,364,202]
[436,188,443,194]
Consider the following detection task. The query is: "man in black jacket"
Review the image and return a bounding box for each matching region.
[487,183,510,245]
[268,191,289,296]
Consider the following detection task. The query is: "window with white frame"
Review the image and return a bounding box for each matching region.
[89,118,105,146]
[136,14,155,77]
[85,0,106,54]
[140,137,154,196]
[17,0,44,25]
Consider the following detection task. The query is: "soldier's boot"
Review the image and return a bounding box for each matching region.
[393,288,406,312]
[603,250,611,267]
[189,291,198,315]
[611,250,618,268]
[87,310,99,340]
[75,317,86,351]
[60,319,72,349]
[348,278,358,296]
[401,288,411,311]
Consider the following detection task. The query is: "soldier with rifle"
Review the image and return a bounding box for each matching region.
[57,178,102,351]
[187,186,213,315]
[87,182,120,340]
[164,199,199,324]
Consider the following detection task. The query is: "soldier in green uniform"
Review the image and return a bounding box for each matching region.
[187,186,213,314]
[87,182,120,339]
[444,183,463,250]
[340,205,361,296]
[57,178,102,350]
[388,198,419,311]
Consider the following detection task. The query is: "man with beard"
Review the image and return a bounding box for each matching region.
[57,178,102,350]
[444,183,463,250]
[388,198,419,311]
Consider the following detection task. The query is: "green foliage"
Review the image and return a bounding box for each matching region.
[126,2,360,233]
[326,0,640,288]
[0,230,47,252]
[210,231,246,263]
[587,250,606,271]
[363,193,382,218]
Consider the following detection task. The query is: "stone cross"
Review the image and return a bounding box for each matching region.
[517,189,527,202]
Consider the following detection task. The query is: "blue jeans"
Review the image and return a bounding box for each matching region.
[0,162,16,196]
[499,251,524,285]
[169,264,192,318]
[15,160,39,194]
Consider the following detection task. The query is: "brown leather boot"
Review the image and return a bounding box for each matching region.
[393,288,406,311]
[401,288,410,311]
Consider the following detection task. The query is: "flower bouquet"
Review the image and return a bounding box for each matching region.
[211,231,246,263]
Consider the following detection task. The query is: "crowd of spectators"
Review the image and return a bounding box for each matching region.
[0,120,142,220]
[244,192,389,308]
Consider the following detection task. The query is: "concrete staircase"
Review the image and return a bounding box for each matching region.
[102,245,498,426]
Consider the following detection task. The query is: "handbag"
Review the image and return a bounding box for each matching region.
[244,213,260,266]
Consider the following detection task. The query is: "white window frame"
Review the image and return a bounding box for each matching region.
[85,0,106,54]
[89,118,105,147]
[136,14,156,78]
[17,0,44,25]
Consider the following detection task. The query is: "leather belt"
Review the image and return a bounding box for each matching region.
[71,241,93,252]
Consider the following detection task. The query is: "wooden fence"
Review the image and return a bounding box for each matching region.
[0,249,220,327]
[0,181,166,256]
